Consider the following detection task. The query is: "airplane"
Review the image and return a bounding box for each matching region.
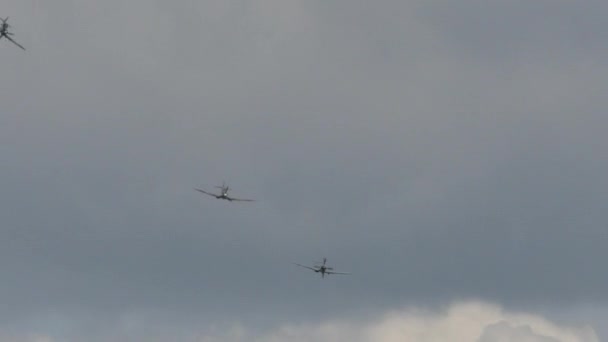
[293,258,351,278]
[0,17,26,50]
[194,182,254,202]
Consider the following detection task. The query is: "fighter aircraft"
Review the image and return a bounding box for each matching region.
[293,258,351,278]
[0,17,26,50]
[194,182,254,202]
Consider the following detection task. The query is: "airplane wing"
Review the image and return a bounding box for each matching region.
[227,196,254,202]
[293,263,317,272]
[5,35,25,50]
[326,270,351,275]
[194,188,217,198]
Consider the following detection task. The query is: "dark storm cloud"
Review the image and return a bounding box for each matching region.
[1,0,608,339]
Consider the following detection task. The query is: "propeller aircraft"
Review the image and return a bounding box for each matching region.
[1,17,25,50]
[293,258,350,278]
[195,182,254,202]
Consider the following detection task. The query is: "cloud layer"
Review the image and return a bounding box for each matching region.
[0,302,596,342]
[2,0,608,340]
[193,302,598,342]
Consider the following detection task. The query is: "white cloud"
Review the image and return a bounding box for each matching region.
[0,302,599,342]
[195,302,598,342]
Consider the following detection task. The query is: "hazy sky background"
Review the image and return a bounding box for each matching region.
[1,1,608,341]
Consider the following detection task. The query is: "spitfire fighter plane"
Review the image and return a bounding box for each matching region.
[1,17,26,50]
[293,258,350,278]
[195,182,254,202]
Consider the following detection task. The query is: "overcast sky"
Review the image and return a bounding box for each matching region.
[2,1,608,341]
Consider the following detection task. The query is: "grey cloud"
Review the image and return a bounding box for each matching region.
[479,321,559,342]
[2,0,608,339]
